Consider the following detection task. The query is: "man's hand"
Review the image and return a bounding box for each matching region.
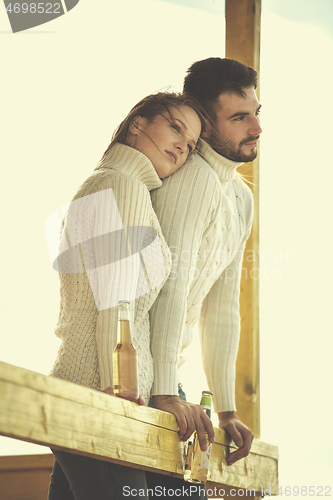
[152,395,215,451]
[102,387,145,406]
[218,411,254,466]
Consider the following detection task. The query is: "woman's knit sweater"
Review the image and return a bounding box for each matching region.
[149,139,253,412]
[50,143,171,404]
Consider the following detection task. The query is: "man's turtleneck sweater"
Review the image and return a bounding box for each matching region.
[50,143,171,404]
[150,139,253,412]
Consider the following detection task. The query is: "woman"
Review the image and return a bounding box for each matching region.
[47,92,204,500]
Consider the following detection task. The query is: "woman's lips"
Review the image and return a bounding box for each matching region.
[166,151,177,164]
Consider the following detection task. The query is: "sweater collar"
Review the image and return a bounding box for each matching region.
[94,143,162,191]
[197,139,243,183]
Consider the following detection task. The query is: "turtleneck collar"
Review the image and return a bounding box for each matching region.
[94,143,162,192]
[197,138,243,184]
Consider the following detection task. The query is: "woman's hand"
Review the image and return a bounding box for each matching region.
[102,387,145,406]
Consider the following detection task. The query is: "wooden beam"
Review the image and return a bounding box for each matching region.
[225,0,262,438]
[0,454,55,500]
[0,361,278,493]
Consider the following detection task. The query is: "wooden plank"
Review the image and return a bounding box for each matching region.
[0,454,55,471]
[225,0,262,438]
[0,454,54,500]
[0,361,278,493]
[0,469,52,500]
[0,359,178,432]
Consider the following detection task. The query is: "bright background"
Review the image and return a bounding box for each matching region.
[1,0,333,495]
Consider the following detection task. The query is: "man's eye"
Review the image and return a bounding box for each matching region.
[234,116,245,121]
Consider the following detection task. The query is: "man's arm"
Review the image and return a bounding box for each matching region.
[150,159,220,449]
[199,236,254,463]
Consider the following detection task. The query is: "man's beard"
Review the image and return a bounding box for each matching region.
[210,134,259,163]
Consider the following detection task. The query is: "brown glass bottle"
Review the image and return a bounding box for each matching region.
[113,301,139,402]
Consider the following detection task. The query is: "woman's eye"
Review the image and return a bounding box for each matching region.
[171,124,181,132]
[187,144,193,153]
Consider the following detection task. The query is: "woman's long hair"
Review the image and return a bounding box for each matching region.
[100,92,209,162]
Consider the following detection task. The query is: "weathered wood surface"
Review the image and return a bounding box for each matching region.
[0,361,278,494]
[225,0,262,439]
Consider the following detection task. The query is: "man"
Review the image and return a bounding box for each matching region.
[148,58,262,472]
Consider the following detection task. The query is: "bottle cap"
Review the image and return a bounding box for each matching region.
[118,300,130,308]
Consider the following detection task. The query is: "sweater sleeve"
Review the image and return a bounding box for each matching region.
[89,176,153,391]
[199,238,246,412]
[149,161,220,396]
[199,210,253,412]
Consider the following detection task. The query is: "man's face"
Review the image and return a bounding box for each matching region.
[204,86,262,162]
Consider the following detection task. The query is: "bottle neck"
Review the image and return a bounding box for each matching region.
[118,319,133,344]
[118,302,131,322]
[117,302,133,344]
[200,393,212,419]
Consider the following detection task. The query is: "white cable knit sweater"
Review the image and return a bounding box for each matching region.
[50,143,171,404]
[149,139,254,412]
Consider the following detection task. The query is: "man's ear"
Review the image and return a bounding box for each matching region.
[129,116,142,136]
[200,118,211,140]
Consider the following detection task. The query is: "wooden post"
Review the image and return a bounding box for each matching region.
[225,0,261,438]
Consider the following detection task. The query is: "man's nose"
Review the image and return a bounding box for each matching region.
[249,116,262,136]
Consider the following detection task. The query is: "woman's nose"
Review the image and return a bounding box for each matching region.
[175,137,187,152]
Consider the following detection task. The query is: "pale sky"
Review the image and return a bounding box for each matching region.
[1,0,333,494]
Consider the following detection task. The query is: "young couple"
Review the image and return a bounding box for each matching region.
[48,57,262,499]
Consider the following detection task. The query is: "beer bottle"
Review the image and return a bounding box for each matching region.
[113,301,139,402]
[184,390,213,484]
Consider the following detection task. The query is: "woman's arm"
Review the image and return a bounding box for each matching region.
[90,176,153,392]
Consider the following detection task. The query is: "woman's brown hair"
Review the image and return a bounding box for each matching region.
[100,92,208,161]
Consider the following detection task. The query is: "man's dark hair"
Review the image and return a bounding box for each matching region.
[183,58,258,121]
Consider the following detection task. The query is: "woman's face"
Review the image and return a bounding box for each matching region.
[130,105,201,179]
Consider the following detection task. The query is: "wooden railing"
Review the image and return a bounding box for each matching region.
[0,361,278,498]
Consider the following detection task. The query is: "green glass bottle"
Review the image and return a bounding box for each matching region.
[184,390,213,484]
